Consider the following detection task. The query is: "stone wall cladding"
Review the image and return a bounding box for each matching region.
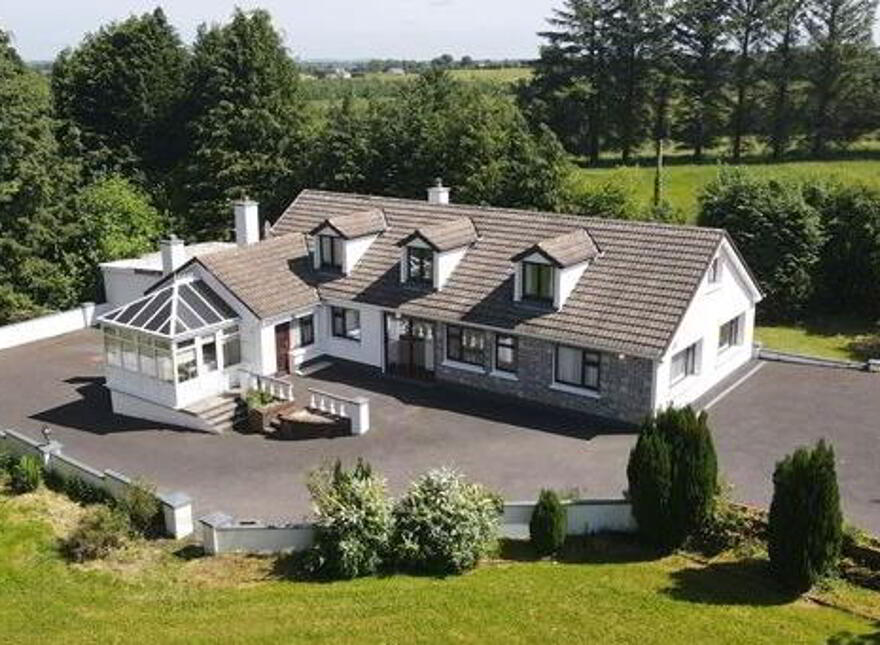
[433,325,654,424]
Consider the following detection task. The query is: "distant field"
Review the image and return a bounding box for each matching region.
[448,67,533,83]
[571,159,880,221]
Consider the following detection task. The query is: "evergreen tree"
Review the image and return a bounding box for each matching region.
[804,0,878,155]
[765,0,808,159]
[51,8,187,183]
[672,0,732,160]
[627,422,673,547]
[768,439,843,593]
[529,489,568,556]
[181,9,309,240]
[728,0,778,162]
[310,95,375,193]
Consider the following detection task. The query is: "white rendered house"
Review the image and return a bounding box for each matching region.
[98,185,763,431]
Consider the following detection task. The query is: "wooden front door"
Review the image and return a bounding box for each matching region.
[275,322,291,374]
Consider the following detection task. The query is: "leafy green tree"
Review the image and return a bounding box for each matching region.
[804,0,879,155]
[627,422,673,548]
[181,9,310,240]
[698,168,823,321]
[814,183,880,317]
[310,95,375,193]
[51,8,187,182]
[529,489,568,556]
[768,439,843,593]
[672,0,732,161]
[0,29,81,323]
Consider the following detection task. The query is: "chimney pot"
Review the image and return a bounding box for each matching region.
[160,235,186,276]
[234,199,260,246]
[427,179,450,205]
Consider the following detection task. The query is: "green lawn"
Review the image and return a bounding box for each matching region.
[1,488,877,644]
[756,316,880,362]
[572,158,880,221]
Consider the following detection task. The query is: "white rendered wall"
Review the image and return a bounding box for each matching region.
[110,390,214,432]
[435,246,467,290]
[101,268,161,309]
[653,241,760,410]
[0,302,110,351]
[318,302,384,368]
[343,234,378,274]
[555,261,588,310]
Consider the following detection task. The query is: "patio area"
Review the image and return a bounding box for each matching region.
[0,329,635,522]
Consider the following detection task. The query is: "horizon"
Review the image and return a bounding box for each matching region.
[2,1,559,63]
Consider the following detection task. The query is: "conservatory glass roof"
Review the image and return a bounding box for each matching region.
[99,279,238,339]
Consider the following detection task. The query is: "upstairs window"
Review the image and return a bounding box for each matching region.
[331,307,360,341]
[446,325,486,367]
[718,315,742,352]
[319,235,343,270]
[407,247,434,285]
[708,257,722,284]
[555,345,600,391]
[671,342,699,384]
[522,261,554,302]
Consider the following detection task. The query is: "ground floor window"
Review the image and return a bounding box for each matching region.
[299,314,315,347]
[222,327,241,367]
[494,334,518,373]
[447,325,487,366]
[331,307,361,341]
[176,340,198,383]
[718,315,742,352]
[555,345,600,391]
[671,342,699,383]
[201,335,218,372]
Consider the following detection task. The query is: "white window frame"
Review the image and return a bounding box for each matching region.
[670,342,700,385]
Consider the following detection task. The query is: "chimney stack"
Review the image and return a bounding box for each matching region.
[234,199,260,246]
[427,178,450,205]
[160,235,186,276]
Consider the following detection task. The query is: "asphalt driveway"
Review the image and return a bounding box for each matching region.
[1,330,877,535]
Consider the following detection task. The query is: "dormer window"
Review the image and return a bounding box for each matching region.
[512,228,601,311]
[397,217,477,291]
[522,261,554,303]
[319,235,343,271]
[309,209,387,276]
[407,246,434,285]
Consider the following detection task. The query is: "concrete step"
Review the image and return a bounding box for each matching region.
[296,360,332,377]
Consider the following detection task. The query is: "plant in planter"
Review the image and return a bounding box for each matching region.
[244,388,282,434]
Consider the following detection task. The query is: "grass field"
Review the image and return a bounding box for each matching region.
[1,486,877,644]
[756,315,880,362]
[572,158,880,221]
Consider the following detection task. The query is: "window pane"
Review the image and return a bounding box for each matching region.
[122,339,138,371]
[157,349,173,382]
[300,315,314,346]
[556,346,582,384]
[495,335,517,372]
[176,348,197,382]
[345,309,360,340]
[138,338,156,377]
[223,335,241,367]
[539,265,553,299]
[202,338,218,372]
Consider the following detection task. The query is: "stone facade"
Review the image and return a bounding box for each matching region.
[432,323,654,424]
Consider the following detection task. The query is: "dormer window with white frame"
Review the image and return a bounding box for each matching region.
[397,217,477,291]
[309,208,387,276]
[511,228,601,311]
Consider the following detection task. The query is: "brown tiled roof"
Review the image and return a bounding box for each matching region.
[397,217,478,252]
[309,208,386,239]
[511,228,601,267]
[197,234,319,318]
[269,190,726,358]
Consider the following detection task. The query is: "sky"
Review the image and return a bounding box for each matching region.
[1,0,562,62]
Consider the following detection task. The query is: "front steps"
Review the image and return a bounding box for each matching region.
[185,394,248,434]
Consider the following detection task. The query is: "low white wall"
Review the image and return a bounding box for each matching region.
[200,499,635,555]
[0,428,193,539]
[0,302,110,351]
[109,390,214,433]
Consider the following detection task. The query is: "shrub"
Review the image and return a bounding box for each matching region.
[768,439,843,593]
[627,406,718,549]
[305,459,392,580]
[65,506,130,562]
[67,476,114,506]
[118,478,161,537]
[0,452,16,474]
[626,425,673,548]
[392,468,501,575]
[698,168,823,322]
[529,489,567,556]
[245,388,275,409]
[9,455,42,494]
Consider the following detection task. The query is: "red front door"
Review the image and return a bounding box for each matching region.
[275,322,291,374]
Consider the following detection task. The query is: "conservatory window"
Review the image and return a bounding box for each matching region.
[222,327,241,367]
[201,335,218,372]
[176,340,197,383]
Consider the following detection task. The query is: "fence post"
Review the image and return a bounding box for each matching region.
[200,512,233,555]
[159,491,194,539]
[351,397,370,435]
[37,440,63,468]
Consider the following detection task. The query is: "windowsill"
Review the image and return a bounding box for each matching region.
[442,359,486,374]
[669,373,698,389]
[490,369,518,381]
[550,382,601,399]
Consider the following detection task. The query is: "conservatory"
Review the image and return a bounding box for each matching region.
[98,278,242,410]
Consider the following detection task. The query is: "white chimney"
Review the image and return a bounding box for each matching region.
[427,178,450,205]
[160,235,186,276]
[234,199,260,246]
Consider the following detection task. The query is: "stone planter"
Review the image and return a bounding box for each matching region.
[246,401,295,434]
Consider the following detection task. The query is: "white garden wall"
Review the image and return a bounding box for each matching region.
[0,302,110,351]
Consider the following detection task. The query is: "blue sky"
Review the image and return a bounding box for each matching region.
[2,0,561,61]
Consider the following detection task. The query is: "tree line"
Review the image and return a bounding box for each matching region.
[0,8,569,324]
[520,0,880,164]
